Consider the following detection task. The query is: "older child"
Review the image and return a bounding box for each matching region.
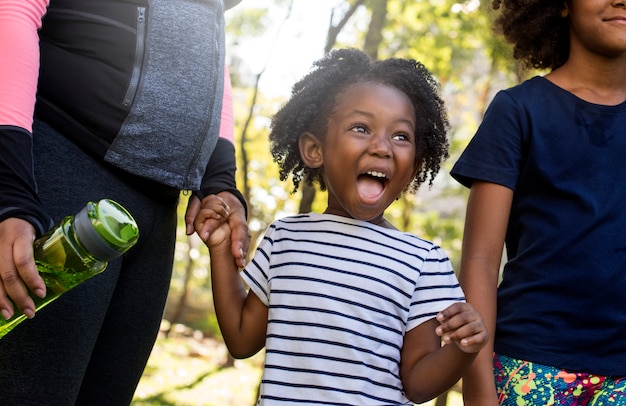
[451,0,626,404]
[202,48,487,405]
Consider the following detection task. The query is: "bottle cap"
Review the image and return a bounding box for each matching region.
[74,199,139,261]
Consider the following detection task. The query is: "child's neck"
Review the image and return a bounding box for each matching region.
[547,54,626,105]
[323,209,398,230]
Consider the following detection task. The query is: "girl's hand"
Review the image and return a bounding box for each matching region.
[435,302,488,353]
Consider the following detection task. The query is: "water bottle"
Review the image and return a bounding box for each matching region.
[0,199,139,339]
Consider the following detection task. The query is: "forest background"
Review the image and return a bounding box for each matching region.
[132,0,533,404]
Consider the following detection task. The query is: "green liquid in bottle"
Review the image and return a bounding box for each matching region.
[0,263,96,339]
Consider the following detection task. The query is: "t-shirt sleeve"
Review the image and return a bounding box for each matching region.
[240,224,276,307]
[406,244,465,332]
[450,89,526,191]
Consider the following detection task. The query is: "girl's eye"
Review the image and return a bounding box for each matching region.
[393,133,411,141]
[350,125,367,133]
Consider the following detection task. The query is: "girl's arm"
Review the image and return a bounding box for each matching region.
[458,180,513,406]
[400,302,487,404]
[202,195,267,358]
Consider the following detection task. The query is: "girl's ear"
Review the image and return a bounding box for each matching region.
[299,132,324,169]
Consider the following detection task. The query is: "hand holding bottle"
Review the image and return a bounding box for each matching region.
[0,199,139,338]
[0,217,46,321]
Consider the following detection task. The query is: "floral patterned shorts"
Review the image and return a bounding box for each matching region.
[494,353,626,405]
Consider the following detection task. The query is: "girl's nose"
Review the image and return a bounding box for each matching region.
[368,134,392,157]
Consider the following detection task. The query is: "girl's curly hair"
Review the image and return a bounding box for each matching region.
[269,48,449,194]
[492,0,569,70]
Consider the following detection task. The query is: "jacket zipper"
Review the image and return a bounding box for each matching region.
[122,7,146,107]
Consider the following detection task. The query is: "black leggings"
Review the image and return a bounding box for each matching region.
[0,120,179,405]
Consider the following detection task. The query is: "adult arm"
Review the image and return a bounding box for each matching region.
[458,180,513,406]
[0,0,51,320]
[185,67,250,268]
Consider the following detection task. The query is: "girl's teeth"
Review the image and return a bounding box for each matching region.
[367,171,385,178]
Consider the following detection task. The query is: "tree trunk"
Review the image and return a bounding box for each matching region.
[165,234,197,337]
[238,2,294,204]
[363,0,387,59]
[434,391,449,406]
[298,184,317,214]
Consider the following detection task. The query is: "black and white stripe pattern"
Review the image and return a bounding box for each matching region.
[242,213,464,405]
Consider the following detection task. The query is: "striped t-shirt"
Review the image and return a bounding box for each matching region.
[241,213,465,405]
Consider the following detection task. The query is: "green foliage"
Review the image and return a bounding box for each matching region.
[381,0,490,82]
[225,7,269,39]
[161,0,529,333]
[165,0,523,331]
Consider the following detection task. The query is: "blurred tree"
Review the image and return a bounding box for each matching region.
[172,0,521,319]
[363,0,387,58]
[162,2,529,403]
[236,1,293,207]
[167,0,523,342]
[165,223,199,337]
[132,4,551,406]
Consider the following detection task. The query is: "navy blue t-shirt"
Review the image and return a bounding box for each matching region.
[451,76,626,376]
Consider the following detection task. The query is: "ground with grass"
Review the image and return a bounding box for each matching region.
[132,321,263,406]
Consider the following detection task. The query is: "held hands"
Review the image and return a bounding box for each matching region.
[185,192,250,268]
[435,302,488,353]
[0,218,47,320]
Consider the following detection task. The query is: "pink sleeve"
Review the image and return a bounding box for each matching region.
[0,0,49,133]
[218,66,235,143]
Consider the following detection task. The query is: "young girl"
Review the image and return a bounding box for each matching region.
[200,48,488,404]
[451,1,626,404]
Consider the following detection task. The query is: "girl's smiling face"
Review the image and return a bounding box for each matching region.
[299,81,419,225]
[566,0,626,58]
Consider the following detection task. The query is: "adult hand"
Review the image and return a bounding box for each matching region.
[0,218,46,320]
[185,192,250,268]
